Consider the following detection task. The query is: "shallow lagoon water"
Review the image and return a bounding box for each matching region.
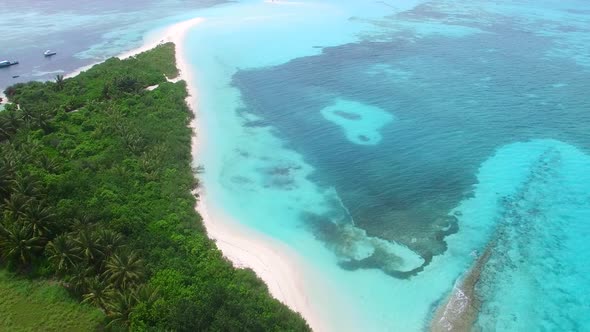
[185,0,590,330]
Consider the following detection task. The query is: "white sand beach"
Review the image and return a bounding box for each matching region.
[174,18,326,332]
[76,16,326,331]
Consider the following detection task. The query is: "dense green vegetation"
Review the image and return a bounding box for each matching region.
[0,43,310,331]
[0,270,103,331]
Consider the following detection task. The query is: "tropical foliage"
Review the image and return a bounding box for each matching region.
[0,44,310,331]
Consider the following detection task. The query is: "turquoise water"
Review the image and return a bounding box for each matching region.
[469,140,590,331]
[184,0,590,330]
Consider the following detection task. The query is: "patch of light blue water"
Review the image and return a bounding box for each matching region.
[320,99,394,145]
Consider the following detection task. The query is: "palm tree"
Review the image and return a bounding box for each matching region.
[0,160,14,201]
[65,263,95,295]
[32,111,52,133]
[36,154,59,173]
[103,284,159,327]
[82,276,112,311]
[103,251,145,289]
[0,110,23,139]
[132,284,160,307]
[55,75,65,91]
[97,229,125,259]
[46,234,81,274]
[1,143,28,167]
[20,201,56,238]
[15,136,41,156]
[3,193,32,221]
[73,228,105,265]
[21,107,35,124]
[69,215,96,229]
[105,288,138,328]
[0,222,45,266]
[123,131,144,155]
[10,173,42,198]
[0,113,17,141]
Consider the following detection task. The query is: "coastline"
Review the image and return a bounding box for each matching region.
[194,192,325,332]
[65,18,204,79]
[74,17,325,331]
[176,20,325,332]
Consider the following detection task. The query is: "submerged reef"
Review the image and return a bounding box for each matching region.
[431,143,590,331]
[303,189,460,279]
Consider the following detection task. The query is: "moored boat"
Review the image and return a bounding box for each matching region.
[0,60,19,68]
[44,50,57,57]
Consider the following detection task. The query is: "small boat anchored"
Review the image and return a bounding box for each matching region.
[0,60,19,68]
[44,50,57,57]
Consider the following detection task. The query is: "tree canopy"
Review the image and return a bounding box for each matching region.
[0,43,310,331]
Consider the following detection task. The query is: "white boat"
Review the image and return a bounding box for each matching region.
[0,60,19,68]
[44,50,57,57]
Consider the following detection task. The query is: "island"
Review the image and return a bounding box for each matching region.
[0,43,310,331]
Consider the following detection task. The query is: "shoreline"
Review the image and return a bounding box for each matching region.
[79,17,325,331]
[194,192,325,331]
[65,19,196,79]
[176,20,325,332]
